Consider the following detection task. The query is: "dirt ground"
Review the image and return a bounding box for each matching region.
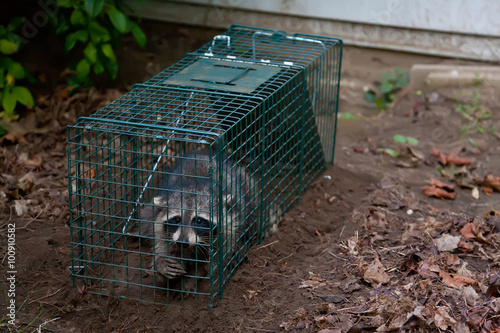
[1,22,499,332]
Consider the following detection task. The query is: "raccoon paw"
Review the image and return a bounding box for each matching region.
[155,257,187,279]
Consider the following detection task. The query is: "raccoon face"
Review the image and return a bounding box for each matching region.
[162,211,213,246]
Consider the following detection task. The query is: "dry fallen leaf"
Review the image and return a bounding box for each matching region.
[476,174,500,192]
[1,131,29,145]
[458,240,474,252]
[14,200,29,216]
[353,146,369,153]
[481,186,493,196]
[359,257,390,286]
[429,178,456,191]
[471,187,479,199]
[484,209,500,217]
[24,154,43,168]
[317,329,341,333]
[434,306,457,330]
[460,285,479,305]
[422,186,456,200]
[433,148,448,165]
[460,223,477,239]
[434,234,461,252]
[439,270,479,288]
[422,178,456,199]
[433,149,472,166]
[408,146,426,161]
[446,153,472,166]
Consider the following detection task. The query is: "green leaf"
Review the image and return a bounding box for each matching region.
[375,97,386,111]
[395,72,410,88]
[93,60,104,74]
[84,0,105,18]
[65,30,88,51]
[379,80,394,94]
[406,137,419,146]
[363,90,376,103]
[88,21,110,43]
[107,7,129,33]
[76,59,90,78]
[393,134,407,144]
[0,39,19,55]
[2,87,17,112]
[384,148,399,157]
[103,60,118,79]
[56,0,73,8]
[52,15,71,35]
[84,42,97,63]
[381,71,396,82]
[12,86,34,107]
[7,61,25,80]
[101,43,116,62]
[70,10,86,26]
[338,112,360,120]
[130,22,146,48]
[7,17,24,32]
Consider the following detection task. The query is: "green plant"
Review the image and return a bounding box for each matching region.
[0,18,35,122]
[454,91,494,136]
[364,68,410,111]
[378,134,418,157]
[54,0,146,86]
[338,112,361,120]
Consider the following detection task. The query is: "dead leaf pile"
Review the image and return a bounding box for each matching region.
[475,174,500,193]
[421,178,456,199]
[432,148,472,166]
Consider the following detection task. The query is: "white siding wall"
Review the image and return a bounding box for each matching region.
[133,0,500,60]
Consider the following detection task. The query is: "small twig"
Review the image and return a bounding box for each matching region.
[245,327,276,332]
[28,289,61,305]
[37,317,60,333]
[277,252,294,263]
[18,204,48,230]
[338,223,346,240]
[327,250,348,261]
[255,240,279,250]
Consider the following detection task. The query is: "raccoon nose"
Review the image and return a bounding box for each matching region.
[179,236,190,246]
[179,229,197,246]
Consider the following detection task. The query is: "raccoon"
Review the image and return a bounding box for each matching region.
[140,150,263,293]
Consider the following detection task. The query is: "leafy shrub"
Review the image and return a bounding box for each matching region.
[364,68,410,111]
[53,0,146,86]
[0,18,35,121]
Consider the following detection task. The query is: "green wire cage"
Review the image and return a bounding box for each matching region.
[68,24,342,307]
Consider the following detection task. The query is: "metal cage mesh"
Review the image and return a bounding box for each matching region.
[68,25,342,306]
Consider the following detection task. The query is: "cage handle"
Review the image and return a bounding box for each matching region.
[251,30,325,64]
[204,35,231,56]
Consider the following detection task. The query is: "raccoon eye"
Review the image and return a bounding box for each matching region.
[193,217,209,226]
[167,216,181,224]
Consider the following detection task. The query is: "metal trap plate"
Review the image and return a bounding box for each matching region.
[164,58,282,93]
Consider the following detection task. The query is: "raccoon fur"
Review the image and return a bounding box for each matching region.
[140,150,267,292]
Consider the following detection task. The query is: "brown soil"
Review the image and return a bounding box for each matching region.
[1,22,499,332]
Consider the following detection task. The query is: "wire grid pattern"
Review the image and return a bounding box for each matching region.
[68,24,342,306]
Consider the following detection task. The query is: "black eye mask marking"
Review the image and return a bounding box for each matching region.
[191,217,212,237]
[163,216,181,233]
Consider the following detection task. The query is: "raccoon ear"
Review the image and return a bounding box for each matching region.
[153,196,166,206]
